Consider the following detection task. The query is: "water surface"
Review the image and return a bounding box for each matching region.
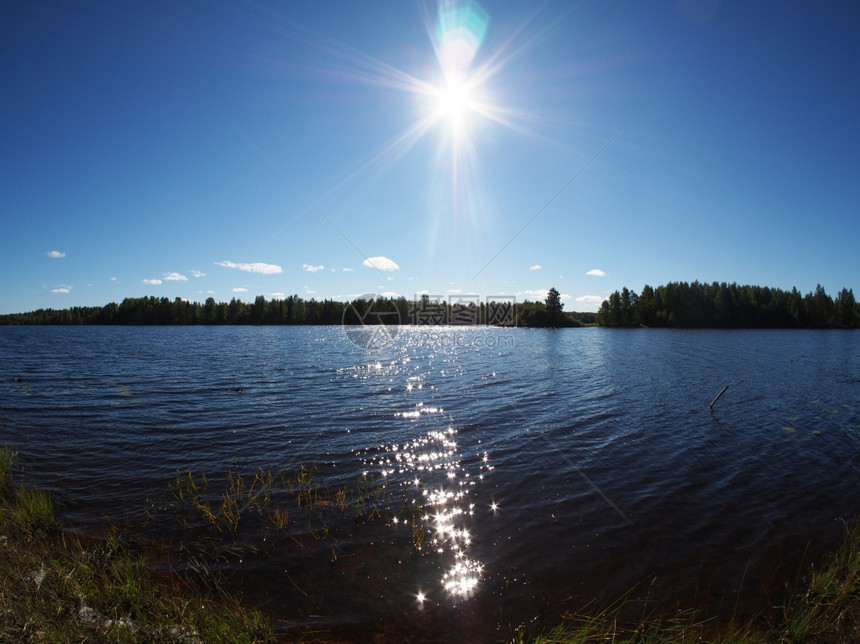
[1,326,858,641]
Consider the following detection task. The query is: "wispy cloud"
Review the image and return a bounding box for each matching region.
[46,250,66,259]
[586,269,606,277]
[232,287,248,292]
[362,256,400,271]
[191,270,206,278]
[529,264,542,271]
[575,295,605,305]
[216,260,282,275]
[50,284,72,294]
[143,278,162,286]
[303,286,316,295]
[302,263,325,273]
[380,291,399,298]
[522,288,549,300]
[342,267,355,272]
[270,292,286,299]
[110,277,118,282]
[163,272,187,282]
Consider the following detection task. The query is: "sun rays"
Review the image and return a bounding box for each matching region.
[279,0,537,236]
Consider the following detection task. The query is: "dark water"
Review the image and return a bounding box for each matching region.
[1,326,859,641]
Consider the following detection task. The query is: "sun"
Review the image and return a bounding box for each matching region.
[435,75,473,125]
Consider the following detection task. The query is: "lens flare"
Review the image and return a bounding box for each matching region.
[275,0,540,259]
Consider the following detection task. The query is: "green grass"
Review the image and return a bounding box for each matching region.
[6,443,860,643]
[0,445,16,488]
[0,448,274,643]
[519,524,860,644]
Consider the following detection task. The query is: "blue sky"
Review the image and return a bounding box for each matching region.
[2,1,858,314]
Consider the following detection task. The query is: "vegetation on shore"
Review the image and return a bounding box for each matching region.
[598,281,859,328]
[0,447,274,643]
[519,519,860,643]
[5,442,860,642]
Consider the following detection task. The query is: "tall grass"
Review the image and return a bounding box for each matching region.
[0,447,274,643]
[520,524,860,644]
[0,445,16,489]
[7,442,860,644]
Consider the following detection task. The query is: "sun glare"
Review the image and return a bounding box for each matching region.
[292,0,529,243]
[436,75,473,124]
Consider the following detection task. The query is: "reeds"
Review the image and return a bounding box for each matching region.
[520,525,860,643]
[0,446,15,488]
[0,447,274,643]
[149,462,409,543]
[10,440,860,643]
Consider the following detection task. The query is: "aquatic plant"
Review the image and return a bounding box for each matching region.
[519,523,860,643]
[0,449,274,642]
[0,446,16,489]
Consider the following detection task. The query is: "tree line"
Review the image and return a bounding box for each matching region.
[597,281,858,328]
[0,294,595,327]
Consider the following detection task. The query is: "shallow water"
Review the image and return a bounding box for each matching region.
[1,326,859,641]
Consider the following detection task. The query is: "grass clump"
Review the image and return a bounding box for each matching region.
[0,445,16,489]
[519,524,860,644]
[780,520,860,643]
[0,447,274,643]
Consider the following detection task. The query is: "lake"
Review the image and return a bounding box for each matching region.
[1,326,858,641]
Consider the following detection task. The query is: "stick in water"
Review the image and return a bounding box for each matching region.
[709,385,729,409]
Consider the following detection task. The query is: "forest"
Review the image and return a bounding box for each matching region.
[0,294,594,327]
[1,282,856,328]
[597,281,858,328]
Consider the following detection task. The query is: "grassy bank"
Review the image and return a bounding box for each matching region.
[517,529,860,643]
[4,443,860,643]
[0,446,274,643]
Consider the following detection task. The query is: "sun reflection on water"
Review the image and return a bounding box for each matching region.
[357,398,493,599]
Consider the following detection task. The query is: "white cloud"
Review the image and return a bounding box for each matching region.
[380,291,399,298]
[304,286,316,295]
[522,289,549,301]
[448,288,462,294]
[46,250,65,259]
[529,264,542,271]
[216,260,282,275]
[232,287,248,292]
[575,295,605,305]
[110,277,118,282]
[51,287,70,294]
[163,272,188,282]
[362,256,400,271]
[302,263,325,273]
[342,267,355,272]
[520,289,571,302]
[142,278,162,286]
[270,292,286,299]
[191,270,206,278]
[586,269,606,277]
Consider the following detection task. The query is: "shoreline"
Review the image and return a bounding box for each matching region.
[4,446,860,643]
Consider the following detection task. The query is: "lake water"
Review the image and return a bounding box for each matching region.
[1,326,859,641]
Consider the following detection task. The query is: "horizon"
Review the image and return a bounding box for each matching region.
[1,278,854,319]
[2,1,858,315]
